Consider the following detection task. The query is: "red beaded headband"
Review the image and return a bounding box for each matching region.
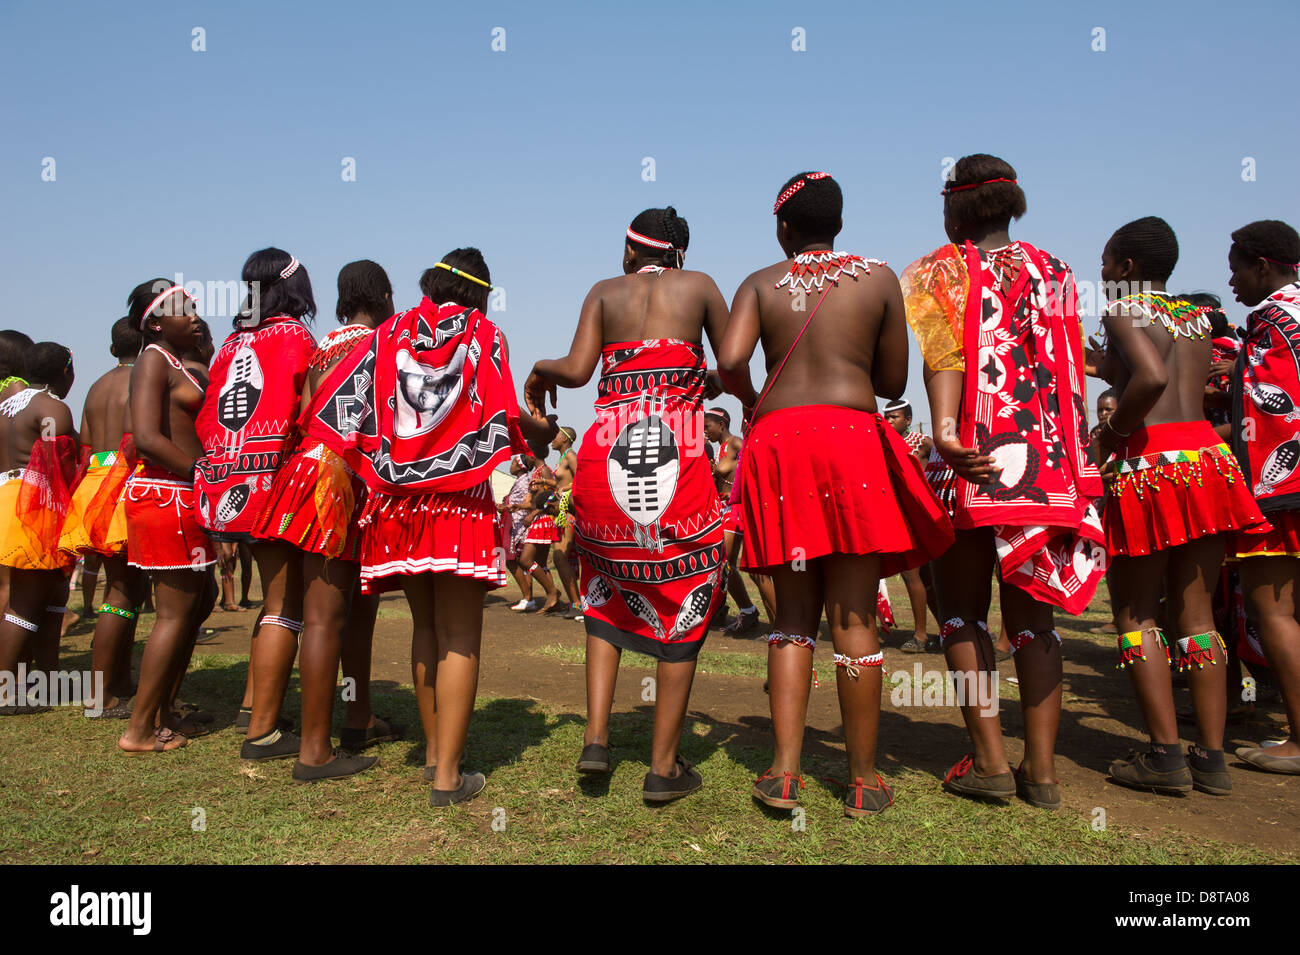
[138,285,194,329]
[773,172,831,215]
[1263,254,1300,270]
[941,177,1017,196]
[626,227,674,251]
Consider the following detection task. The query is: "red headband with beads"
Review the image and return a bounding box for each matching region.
[773,172,831,215]
[941,177,1017,196]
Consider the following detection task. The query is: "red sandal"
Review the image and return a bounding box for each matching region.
[752,768,803,809]
[842,774,894,818]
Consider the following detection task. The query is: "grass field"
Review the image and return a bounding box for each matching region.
[0,637,1288,865]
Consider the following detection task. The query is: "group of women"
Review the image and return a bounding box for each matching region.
[3,151,1298,818]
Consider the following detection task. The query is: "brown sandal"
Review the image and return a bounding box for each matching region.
[120,727,188,754]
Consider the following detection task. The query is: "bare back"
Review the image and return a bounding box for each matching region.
[1107,302,1212,428]
[742,259,908,416]
[594,269,726,345]
[81,364,133,453]
[5,390,76,469]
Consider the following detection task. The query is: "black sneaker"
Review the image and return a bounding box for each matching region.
[429,771,486,807]
[292,751,378,783]
[339,716,405,751]
[577,742,611,774]
[1187,746,1231,795]
[1108,750,1192,795]
[240,729,301,761]
[643,755,702,803]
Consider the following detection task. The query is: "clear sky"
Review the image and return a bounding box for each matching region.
[3,0,1297,447]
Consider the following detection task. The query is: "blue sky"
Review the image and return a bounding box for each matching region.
[2,0,1297,447]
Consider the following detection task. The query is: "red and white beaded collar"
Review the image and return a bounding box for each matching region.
[774,251,884,294]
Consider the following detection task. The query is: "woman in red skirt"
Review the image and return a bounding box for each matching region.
[526,207,730,803]
[306,248,550,806]
[515,453,565,614]
[251,260,400,781]
[117,279,217,753]
[195,248,317,760]
[1094,217,1267,796]
[902,155,1105,809]
[721,172,953,817]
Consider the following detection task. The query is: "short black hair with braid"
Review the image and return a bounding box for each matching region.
[336,259,394,323]
[27,341,72,386]
[944,154,1026,226]
[774,172,842,240]
[420,248,492,314]
[110,316,142,359]
[1231,220,1300,272]
[627,207,690,267]
[1108,216,1180,283]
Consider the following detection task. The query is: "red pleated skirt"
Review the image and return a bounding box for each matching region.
[523,513,561,544]
[1103,420,1268,557]
[1234,508,1300,559]
[737,405,954,576]
[250,440,365,561]
[356,480,507,594]
[125,465,217,571]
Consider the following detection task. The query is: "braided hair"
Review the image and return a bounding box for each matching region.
[0,330,34,379]
[774,172,842,240]
[1108,216,1179,283]
[943,154,1026,226]
[337,259,394,323]
[110,316,142,360]
[27,342,72,387]
[627,207,690,267]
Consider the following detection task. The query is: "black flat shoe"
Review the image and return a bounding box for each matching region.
[429,771,486,807]
[240,729,301,761]
[293,751,378,782]
[339,715,405,751]
[577,742,610,774]
[1108,750,1192,795]
[643,756,702,804]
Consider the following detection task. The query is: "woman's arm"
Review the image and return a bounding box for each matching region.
[925,366,998,483]
[718,278,761,411]
[1092,306,1168,463]
[130,350,198,476]
[871,267,909,401]
[525,285,605,415]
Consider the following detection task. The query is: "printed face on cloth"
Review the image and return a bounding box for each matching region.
[305,297,525,495]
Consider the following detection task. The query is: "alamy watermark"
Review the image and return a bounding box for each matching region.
[1,665,103,716]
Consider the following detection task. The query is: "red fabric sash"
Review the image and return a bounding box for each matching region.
[84,433,137,552]
[18,435,82,557]
[955,241,1105,613]
[195,315,316,535]
[305,298,524,495]
[1232,283,1300,513]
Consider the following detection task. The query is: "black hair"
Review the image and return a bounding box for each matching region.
[944,154,1027,226]
[1181,292,1230,337]
[627,207,690,267]
[236,247,316,326]
[110,316,142,360]
[337,259,394,323]
[1108,216,1179,283]
[27,342,72,386]
[420,248,492,314]
[0,330,34,379]
[774,172,842,239]
[126,277,177,340]
[1231,220,1300,272]
[1097,387,1118,405]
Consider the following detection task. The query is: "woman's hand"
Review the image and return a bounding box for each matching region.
[703,370,723,400]
[1091,426,1120,475]
[934,433,1001,485]
[525,368,558,418]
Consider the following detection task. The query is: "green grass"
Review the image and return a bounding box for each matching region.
[0,651,1285,865]
[534,642,768,679]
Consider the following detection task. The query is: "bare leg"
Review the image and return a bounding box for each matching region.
[298,553,355,766]
[118,570,203,751]
[1001,579,1061,784]
[340,582,378,731]
[553,523,582,606]
[932,528,1006,776]
[528,544,560,612]
[1108,551,1178,745]
[767,560,825,775]
[649,658,698,777]
[89,558,142,708]
[245,541,303,740]
[901,566,929,645]
[1240,555,1300,756]
[0,569,64,692]
[584,635,621,747]
[1165,536,1228,751]
[404,575,440,769]
[81,553,101,617]
[824,554,882,781]
[429,573,486,791]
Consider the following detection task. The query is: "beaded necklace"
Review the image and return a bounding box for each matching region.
[0,376,28,391]
[774,251,883,295]
[637,265,667,276]
[308,323,373,372]
[982,243,1024,291]
[0,386,49,418]
[1109,292,1212,340]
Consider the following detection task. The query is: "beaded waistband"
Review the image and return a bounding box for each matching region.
[1112,443,1231,476]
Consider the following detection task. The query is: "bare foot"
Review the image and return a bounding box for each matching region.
[119,728,187,753]
[220,602,247,612]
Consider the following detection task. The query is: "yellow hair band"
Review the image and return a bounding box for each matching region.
[434,261,493,290]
